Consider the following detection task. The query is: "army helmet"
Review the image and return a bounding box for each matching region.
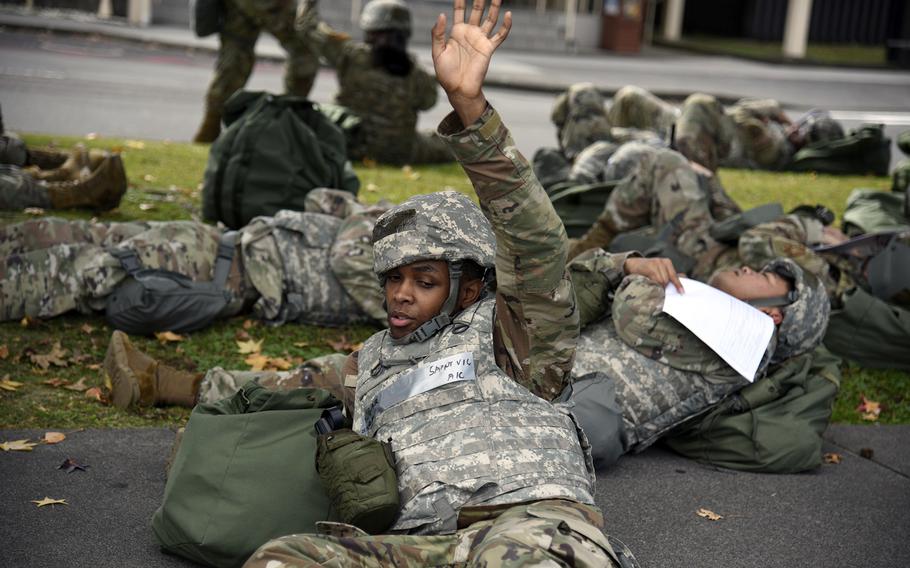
[757,258,831,363]
[806,115,845,145]
[360,0,412,36]
[372,190,496,341]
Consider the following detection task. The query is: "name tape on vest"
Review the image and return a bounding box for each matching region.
[364,352,476,433]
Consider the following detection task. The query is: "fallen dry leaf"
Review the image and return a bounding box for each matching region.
[138,203,156,211]
[236,338,263,355]
[20,316,43,328]
[696,508,723,521]
[1,439,38,451]
[364,183,379,193]
[860,447,875,459]
[24,207,46,216]
[0,376,24,392]
[856,395,881,421]
[267,357,293,370]
[125,140,146,149]
[85,387,108,404]
[293,341,311,348]
[30,341,68,370]
[81,324,95,334]
[235,329,251,342]
[242,319,255,330]
[85,132,98,140]
[401,165,421,180]
[0,344,8,359]
[43,432,66,444]
[245,353,270,371]
[32,497,68,508]
[58,457,88,473]
[86,363,102,371]
[42,378,69,388]
[823,452,842,464]
[64,377,90,392]
[362,157,378,168]
[155,331,185,343]
[142,174,156,182]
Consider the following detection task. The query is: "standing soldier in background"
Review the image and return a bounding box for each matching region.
[297,0,453,165]
[193,0,321,143]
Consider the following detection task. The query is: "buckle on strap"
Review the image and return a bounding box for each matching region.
[109,248,143,275]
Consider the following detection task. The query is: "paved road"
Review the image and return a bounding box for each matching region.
[2,426,909,568]
[2,29,908,167]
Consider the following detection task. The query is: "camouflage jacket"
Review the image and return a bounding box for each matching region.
[300,16,438,164]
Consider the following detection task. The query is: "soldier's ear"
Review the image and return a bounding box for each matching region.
[457,278,484,310]
[758,306,784,325]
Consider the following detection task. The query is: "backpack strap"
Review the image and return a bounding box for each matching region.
[212,230,239,289]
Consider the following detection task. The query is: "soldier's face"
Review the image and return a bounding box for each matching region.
[710,266,790,325]
[384,260,451,339]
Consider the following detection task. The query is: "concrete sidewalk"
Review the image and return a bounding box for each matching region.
[3,7,910,111]
[1,426,908,567]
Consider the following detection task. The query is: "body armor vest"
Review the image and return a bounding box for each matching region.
[267,211,368,326]
[354,298,595,535]
[574,320,745,452]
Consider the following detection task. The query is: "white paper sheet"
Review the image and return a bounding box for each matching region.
[661,278,775,381]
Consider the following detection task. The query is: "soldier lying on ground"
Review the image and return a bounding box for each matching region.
[295,0,454,165]
[569,141,910,370]
[0,189,386,330]
[0,129,127,212]
[193,0,321,142]
[542,83,845,179]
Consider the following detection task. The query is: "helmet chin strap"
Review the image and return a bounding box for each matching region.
[396,262,463,344]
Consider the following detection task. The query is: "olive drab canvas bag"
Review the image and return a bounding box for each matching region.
[664,348,841,473]
[546,180,619,238]
[151,382,339,568]
[789,123,891,177]
[202,91,360,229]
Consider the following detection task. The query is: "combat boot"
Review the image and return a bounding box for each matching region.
[103,331,203,409]
[193,110,222,143]
[45,152,127,211]
[568,219,616,260]
[25,146,68,170]
[30,145,90,182]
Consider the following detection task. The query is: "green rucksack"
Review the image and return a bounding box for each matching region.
[789,123,891,177]
[151,381,339,567]
[202,91,360,229]
[664,347,841,473]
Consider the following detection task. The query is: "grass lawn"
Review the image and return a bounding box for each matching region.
[0,133,906,429]
[662,35,888,67]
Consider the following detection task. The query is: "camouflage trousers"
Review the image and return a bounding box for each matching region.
[205,0,319,114]
[0,166,51,210]
[197,353,352,410]
[0,217,223,321]
[607,85,678,140]
[590,143,739,267]
[244,499,631,568]
[675,93,737,172]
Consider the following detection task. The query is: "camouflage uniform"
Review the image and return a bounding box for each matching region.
[0,190,384,325]
[724,98,794,170]
[245,107,632,567]
[551,82,613,161]
[297,10,451,165]
[608,85,679,140]
[201,0,319,129]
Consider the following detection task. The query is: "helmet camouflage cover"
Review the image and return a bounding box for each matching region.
[360,0,412,35]
[762,258,830,363]
[806,115,845,145]
[372,190,496,278]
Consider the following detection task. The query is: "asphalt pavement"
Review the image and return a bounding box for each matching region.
[2,426,909,567]
[2,8,910,568]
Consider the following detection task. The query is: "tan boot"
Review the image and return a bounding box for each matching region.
[193,110,222,143]
[45,152,127,211]
[30,145,90,182]
[568,220,616,260]
[103,331,202,409]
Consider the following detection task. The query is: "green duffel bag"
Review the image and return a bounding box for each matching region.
[151,381,339,568]
[547,180,619,238]
[665,347,841,473]
[789,123,891,177]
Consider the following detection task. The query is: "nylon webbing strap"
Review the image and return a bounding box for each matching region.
[746,289,798,308]
[212,230,239,289]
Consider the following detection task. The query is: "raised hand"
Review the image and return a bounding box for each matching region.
[624,257,685,293]
[431,0,512,125]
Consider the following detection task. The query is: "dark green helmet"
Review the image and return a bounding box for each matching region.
[806,116,845,145]
[360,0,412,36]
